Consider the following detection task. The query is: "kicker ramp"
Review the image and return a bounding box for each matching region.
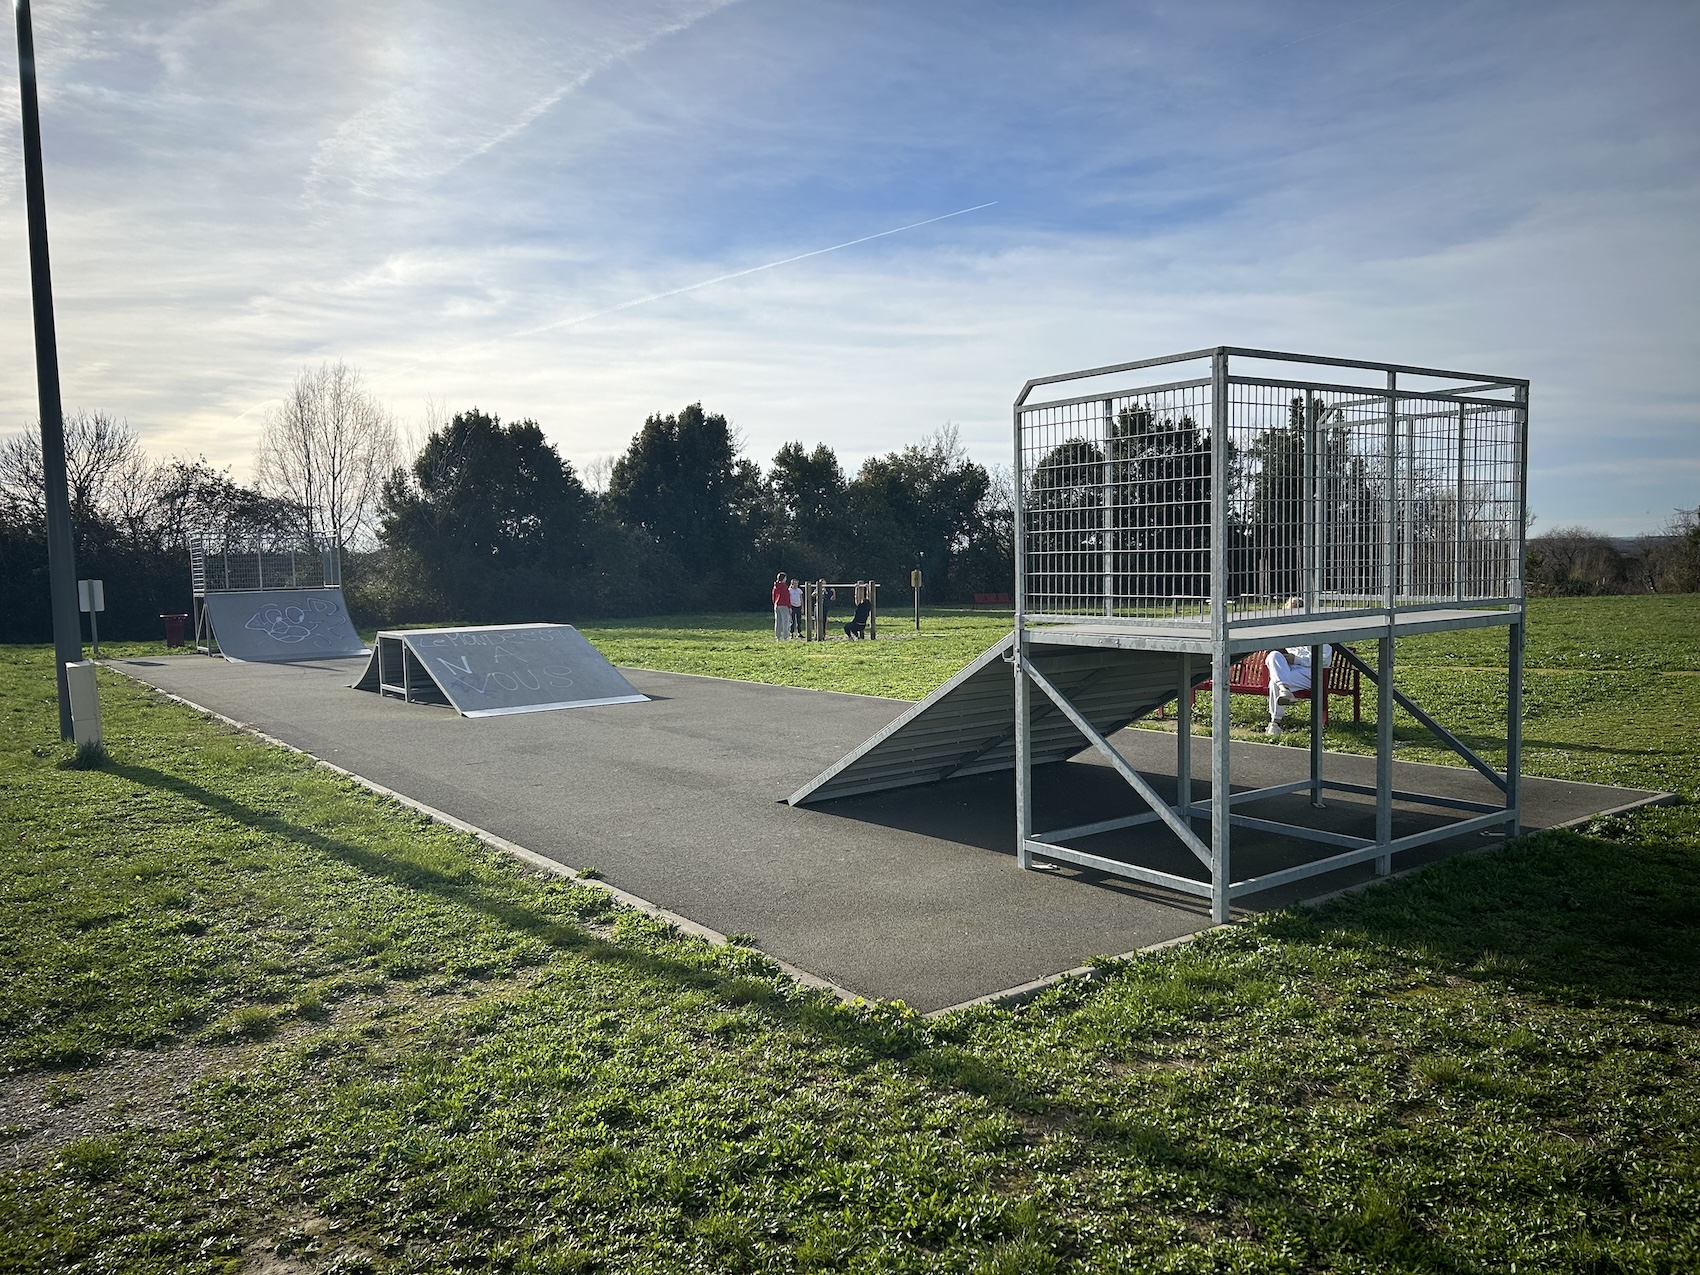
[789,633,1203,805]
[353,623,647,717]
[202,588,368,663]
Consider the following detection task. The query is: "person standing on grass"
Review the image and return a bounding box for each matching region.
[772,572,792,640]
[789,578,804,637]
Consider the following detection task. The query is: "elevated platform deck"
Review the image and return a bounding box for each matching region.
[1025,605,1520,656]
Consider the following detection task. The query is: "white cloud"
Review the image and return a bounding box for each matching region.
[0,0,1694,534]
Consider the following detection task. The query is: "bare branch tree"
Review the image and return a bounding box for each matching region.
[254,362,397,550]
[0,411,151,530]
[582,453,617,495]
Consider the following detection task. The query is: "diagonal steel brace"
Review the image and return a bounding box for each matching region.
[1335,645,1507,793]
[1017,653,1212,867]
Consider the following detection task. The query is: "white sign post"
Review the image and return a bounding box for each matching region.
[77,578,105,657]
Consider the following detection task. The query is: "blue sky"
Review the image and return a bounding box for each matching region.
[2,0,1696,533]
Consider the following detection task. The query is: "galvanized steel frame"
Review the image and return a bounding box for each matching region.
[1012,348,1529,921]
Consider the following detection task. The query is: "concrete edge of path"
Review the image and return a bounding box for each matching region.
[104,663,867,1007]
[922,927,1219,1018]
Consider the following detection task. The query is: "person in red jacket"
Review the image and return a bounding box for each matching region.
[772,572,791,641]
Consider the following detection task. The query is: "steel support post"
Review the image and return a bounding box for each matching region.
[1209,350,1232,923]
[14,0,82,738]
[1508,384,1529,838]
[1015,651,1033,868]
[1211,649,1232,922]
[1310,643,1325,808]
[1176,653,1192,820]
[1375,633,1395,875]
[1508,618,1524,839]
[1012,403,1033,868]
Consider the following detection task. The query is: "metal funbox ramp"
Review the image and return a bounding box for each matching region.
[789,632,1202,805]
[352,624,648,718]
[199,588,369,663]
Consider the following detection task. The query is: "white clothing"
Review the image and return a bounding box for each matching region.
[788,585,803,608]
[1266,646,1331,721]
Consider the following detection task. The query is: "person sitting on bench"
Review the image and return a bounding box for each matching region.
[843,592,872,640]
[1266,643,1331,736]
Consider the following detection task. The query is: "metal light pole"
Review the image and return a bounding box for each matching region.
[13,0,82,739]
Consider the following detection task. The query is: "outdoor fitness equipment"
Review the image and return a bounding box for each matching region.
[793,347,1529,923]
[796,580,878,641]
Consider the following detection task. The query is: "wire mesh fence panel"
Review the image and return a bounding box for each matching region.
[1018,352,1525,627]
[191,535,342,594]
[1019,379,1215,623]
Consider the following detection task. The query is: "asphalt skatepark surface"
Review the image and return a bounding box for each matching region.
[113,653,1669,1012]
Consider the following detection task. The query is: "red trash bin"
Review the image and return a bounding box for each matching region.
[161,613,188,648]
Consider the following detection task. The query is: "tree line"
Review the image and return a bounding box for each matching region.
[1526,520,1700,596]
[0,363,1013,642]
[5,364,1694,643]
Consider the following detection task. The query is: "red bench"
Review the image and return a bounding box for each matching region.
[973,592,1013,608]
[1189,647,1361,728]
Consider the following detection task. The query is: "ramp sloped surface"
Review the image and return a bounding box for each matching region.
[353,624,647,717]
[203,588,367,663]
[788,634,1198,804]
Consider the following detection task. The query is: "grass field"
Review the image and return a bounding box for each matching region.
[1,596,1697,1272]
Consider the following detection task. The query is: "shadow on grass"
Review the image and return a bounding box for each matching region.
[103,759,970,1069]
[1269,825,1700,1012]
[87,758,1700,1272]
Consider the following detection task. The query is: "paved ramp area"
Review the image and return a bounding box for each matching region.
[112,654,1668,1012]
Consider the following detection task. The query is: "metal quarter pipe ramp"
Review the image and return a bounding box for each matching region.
[788,633,1201,805]
[200,588,368,663]
[352,624,648,718]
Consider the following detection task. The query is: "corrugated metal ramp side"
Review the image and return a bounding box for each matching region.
[788,634,1197,805]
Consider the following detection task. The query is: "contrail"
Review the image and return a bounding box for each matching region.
[515,200,999,338]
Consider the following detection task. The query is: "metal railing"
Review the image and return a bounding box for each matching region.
[1014,348,1527,627]
[191,536,342,595]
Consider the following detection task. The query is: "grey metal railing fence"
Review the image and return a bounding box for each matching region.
[190,536,342,595]
[1015,349,1526,626]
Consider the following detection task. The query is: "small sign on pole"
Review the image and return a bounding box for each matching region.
[78,579,105,657]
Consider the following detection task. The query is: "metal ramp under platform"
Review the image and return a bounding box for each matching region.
[788,633,1204,805]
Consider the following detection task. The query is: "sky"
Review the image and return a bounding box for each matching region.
[1,0,1696,534]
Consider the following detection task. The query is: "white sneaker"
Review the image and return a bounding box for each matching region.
[1274,683,1296,705]
[1265,721,1282,737]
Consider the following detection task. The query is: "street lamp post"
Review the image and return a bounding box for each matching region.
[13,0,83,739]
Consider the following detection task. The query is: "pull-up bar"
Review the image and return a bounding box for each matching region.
[799,580,879,641]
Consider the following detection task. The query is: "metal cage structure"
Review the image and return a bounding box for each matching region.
[1012,347,1529,921]
[190,533,344,656]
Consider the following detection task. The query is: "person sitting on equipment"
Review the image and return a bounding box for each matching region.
[843,589,872,640]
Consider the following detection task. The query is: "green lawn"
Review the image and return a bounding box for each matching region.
[1,596,1697,1273]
